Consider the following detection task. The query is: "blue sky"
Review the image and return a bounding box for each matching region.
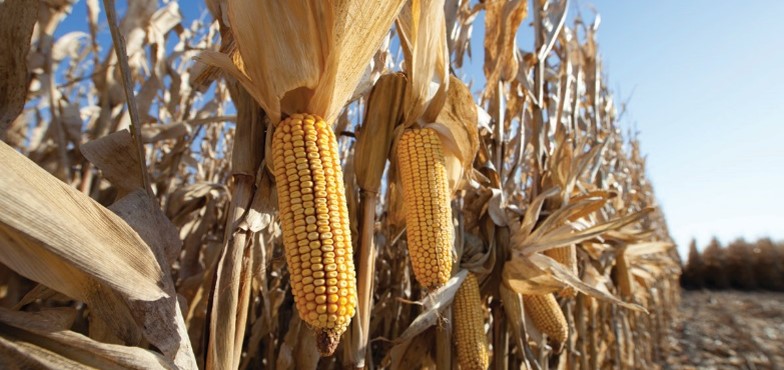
[454,1,784,256]
[565,1,784,254]
[58,1,783,256]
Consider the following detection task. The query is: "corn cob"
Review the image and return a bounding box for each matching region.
[272,113,357,356]
[523,293,568,354]
[614,246,633,298]
[544,245,578,297]
[453,273,489,370]
[397,128,453,290]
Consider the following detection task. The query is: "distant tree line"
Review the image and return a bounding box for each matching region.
[680,238,784,291]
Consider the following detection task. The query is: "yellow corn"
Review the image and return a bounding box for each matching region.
[544,245,578,297]
[453,273,489,370]
[523,293,568,354]
[397,128,453,290]
[272,113,357,356]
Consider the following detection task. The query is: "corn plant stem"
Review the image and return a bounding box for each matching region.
[494,81,505,184]
[101,0,153,197]
[588,304,598,370]
[505,105,527,191]
[554,60,570,137]
[435,311,452,370]
[493,303,509,370]
[611,305,624,370]
[575,294,588,370]
[524,341,543,370]
[652,295,663,363]
[590,57,600,135]
[530,0,547,196]
[47,66,70,181]
[78,162,94,194]
[353,190,378,369]
[565,300,576,368]
[621,311,633,368]
[208,175,255,369]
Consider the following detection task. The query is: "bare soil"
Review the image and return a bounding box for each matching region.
[666,291,784,370]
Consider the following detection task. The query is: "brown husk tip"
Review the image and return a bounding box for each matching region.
[316,330,340,356]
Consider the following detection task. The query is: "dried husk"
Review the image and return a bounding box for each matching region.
[397,0,450,125]
[355,73,407,194]
[483,0,527,99]
[199,0,406,125]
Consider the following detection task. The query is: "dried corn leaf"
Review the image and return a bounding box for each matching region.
[395,269,467,343]
[109,190,196,369]
[0,308,175,370]
[80,130,144,195]
[387,326,434,370]
[503,252,565,295]
[0,142,164,302]
[483,0,527,97]
[397,0,450,125]
[625,241,674,258]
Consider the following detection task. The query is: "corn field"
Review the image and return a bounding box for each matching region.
[0,0,681,369]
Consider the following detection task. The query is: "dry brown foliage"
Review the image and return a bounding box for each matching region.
[682,238,784,292]
[0,0,680,369]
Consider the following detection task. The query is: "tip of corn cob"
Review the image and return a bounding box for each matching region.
[316,330,340,356]
[549,338,565,355]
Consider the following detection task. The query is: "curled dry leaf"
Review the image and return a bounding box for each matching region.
[80,130,144,196]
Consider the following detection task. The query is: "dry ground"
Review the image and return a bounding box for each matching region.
[666,291,784,370]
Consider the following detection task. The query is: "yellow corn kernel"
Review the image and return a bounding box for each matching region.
[397,128,453,290]
[453,273,489,370]
[272,113,357,356]
[544,245,578,297]
[523,293,568,354]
